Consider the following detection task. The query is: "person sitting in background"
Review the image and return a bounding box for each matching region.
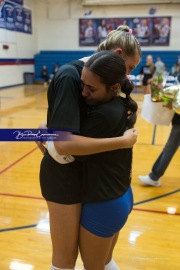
[41,65,49,85]
[170,63,178,77]
[52,63,60,76]
[49,63,60,82]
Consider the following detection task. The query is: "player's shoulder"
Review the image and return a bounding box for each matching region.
[55,60,84,78]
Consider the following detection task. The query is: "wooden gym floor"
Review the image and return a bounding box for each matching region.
[0,85,179,270]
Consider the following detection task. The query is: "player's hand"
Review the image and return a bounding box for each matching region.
[122,128,138,148]
[35,122,47,154]
[36,141,47,155]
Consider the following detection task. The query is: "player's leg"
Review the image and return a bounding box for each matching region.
[47,201,82,269]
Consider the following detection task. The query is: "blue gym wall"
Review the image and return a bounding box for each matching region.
[34,50,180,81]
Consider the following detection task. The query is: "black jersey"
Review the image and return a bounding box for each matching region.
[41,60,133,204]
[140,64,156,85]
[79,96,133,203]
[40,60,85,205]
[47,60,84,132]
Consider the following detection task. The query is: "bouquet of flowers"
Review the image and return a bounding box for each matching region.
[162,84,180,114]
[141,74,180,126]
[151,72,169,102]
[151,72,180,114]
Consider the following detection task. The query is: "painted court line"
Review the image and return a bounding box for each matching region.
[0,189,179,233]
[0,224,37,233]
[1,204,179,233]
[133,208,180,215]
[0,193,43,200]
[1,188,179,204]
[134,188,180,205]
[0,147,38,175]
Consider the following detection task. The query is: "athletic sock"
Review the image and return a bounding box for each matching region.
[50,264,74,270]
[105,259,120,270]
[83,259,119,270]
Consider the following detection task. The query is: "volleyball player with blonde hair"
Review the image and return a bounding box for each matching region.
[38,25,142,270]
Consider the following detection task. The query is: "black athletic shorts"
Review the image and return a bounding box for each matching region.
[142,75,152,86]
[40,152,82,204]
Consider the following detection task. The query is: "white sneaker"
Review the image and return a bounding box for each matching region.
[138,175,161,186]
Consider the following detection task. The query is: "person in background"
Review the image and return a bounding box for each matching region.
[170,63,178,77]
[52,63,60,76]
[41,65,49,85]
[139,109,180,186]
[49,63,60,82]
[139,55,156,94]
[177,58,180,83]
[154,57,165,75]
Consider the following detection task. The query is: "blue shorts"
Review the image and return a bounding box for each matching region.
[80,186,133,238]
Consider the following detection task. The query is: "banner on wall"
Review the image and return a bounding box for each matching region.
[8,0,23,5]
[79,18,129,46]
[0,0,32,34]
[0,0,5,28]
[23,8,32,34]
[151,17,171,46]
[4,0,15,31]
[132,17,151,46]
[79,16,171,47]
[14,4,23,32]
[15,6,32,34]
[14,0,23,5]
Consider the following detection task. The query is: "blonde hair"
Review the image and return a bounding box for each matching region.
[98,25,141,58]
[146,54,156,74]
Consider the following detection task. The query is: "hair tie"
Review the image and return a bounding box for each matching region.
[129,28,132,35]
